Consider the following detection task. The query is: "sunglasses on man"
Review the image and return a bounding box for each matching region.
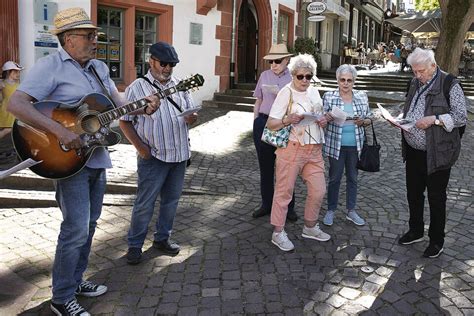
[296,74,313,81]
[268,58,283,64]
[151,57,176,68]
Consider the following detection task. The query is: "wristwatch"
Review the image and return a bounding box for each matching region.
[434,114,441,126]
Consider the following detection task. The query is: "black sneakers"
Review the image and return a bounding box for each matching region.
[75,280,108,297]
[51,298,90,316]
[153,239,180,255]
[286,210,298,222]
[126,247,142,265]
[423,243,444,258]
[398,231,424,245]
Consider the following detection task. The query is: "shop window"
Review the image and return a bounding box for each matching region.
[351,9,358,47]
[97,7,123,80]
[135,13,157,77]
[278,13,289,45]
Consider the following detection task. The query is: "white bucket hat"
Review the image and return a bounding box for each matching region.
[2,61,24,71]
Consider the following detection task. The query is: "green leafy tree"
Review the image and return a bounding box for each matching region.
[415,0,440,10]
[289,37,322,74]
[435,0,474,74]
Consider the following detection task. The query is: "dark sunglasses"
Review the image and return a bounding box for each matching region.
[338,78,354,83]
[268,59,283,64]
[296,74,313,81]
[151,57,176,68]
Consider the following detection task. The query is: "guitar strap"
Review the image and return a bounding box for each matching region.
[139,76,183,113]
[90,65,118,109]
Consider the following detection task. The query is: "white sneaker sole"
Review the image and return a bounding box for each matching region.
[426,247,444,258]
[346,215,365,226]
[323,220,333,226]
[271,239,294,251]
[399,237,424,245]
[301,232,331,242]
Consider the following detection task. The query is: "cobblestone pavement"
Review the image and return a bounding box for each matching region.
[0,104,473,315]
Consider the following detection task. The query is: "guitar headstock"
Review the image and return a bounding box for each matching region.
[176,74,205,92]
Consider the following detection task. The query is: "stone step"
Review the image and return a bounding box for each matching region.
[234,83,256,90]
[202,100,254,112]
[0,188,136,208]
[214,93,256,104]
[224,89,255,96]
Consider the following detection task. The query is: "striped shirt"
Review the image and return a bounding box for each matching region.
[323,89,371,160]
[121,71,196,163]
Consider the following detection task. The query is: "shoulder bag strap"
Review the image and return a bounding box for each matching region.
[90,65,118,109]
[286,88,293,115]
[369,119,377,146]
[139,76,183,113]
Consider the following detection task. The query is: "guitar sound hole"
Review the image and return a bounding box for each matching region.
[81,115,101,133]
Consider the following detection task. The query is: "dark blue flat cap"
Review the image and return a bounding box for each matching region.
[150,42,179,63]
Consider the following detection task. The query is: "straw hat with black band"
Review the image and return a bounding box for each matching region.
[50,7,98,35]
[263,44,293,60]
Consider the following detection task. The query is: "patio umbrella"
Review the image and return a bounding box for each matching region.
[388,9,442,33]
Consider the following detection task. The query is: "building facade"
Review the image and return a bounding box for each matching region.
[1,0,390,105]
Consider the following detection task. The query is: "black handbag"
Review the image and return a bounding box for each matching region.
[357,121,380,172]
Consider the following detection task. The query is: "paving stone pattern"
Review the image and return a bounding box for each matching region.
[0,105,473,315]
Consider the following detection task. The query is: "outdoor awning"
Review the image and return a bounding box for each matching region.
[388,9,442,33]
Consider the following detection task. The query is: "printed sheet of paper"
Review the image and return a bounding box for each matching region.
[0,158,42,180]
[177,105,202,117]
[377,103,415,132]
[297,112,324,126]
[330,106,347,126]
[261,84,280,95]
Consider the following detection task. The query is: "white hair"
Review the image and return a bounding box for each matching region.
[336,64,358,81]
[407,47,436,66]
[288,53,317,75]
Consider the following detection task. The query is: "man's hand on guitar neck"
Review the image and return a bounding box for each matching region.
[144,95,160,115]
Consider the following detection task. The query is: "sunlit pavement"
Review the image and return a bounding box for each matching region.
[1,97,473,315]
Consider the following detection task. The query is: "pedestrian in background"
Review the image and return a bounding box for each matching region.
[252,43,297,222]
[266,53,330,252]
[322,64,372,227]
[398,48,467,258]
[0,61,23,169]
[120,42,198,265]
[7,8,157,316]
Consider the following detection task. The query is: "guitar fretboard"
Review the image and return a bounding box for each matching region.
[97,86,178,125]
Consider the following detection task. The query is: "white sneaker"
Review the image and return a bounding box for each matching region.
[271,230,295,251]
[302,224,331,241]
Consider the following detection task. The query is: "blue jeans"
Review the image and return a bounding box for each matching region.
[52,167,106,304]
[327,146,358,212]
[127,157,186,248]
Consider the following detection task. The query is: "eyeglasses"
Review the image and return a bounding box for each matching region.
[268,59,283,64]
[338,78,354,83]
[296,74,313,81]
[69,32,98,41]
[151,57,176,68]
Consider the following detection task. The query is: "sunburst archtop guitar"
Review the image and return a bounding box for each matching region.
[12,74,204,179]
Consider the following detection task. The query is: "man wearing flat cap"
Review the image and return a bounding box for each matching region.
[8,7,159,316]
[120,41,198,265]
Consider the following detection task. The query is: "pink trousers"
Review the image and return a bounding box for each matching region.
[270,141,326,228]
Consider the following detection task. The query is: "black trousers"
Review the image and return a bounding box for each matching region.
[405,144,451,246]
[253,114,295,212]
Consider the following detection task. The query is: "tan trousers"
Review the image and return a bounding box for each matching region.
[271,141,326,228]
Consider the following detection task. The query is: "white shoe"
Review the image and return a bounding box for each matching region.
[271,230,295,251]
[302,224,331,241]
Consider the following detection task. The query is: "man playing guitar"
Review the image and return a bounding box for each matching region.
[7,8,159,316]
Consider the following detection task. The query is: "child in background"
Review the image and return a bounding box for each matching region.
[0,61,23,169]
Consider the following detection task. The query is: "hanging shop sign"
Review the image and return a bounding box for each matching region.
[307,2,327,15]
[307,15,326,22]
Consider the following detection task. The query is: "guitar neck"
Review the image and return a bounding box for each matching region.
[98,85,179,125]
